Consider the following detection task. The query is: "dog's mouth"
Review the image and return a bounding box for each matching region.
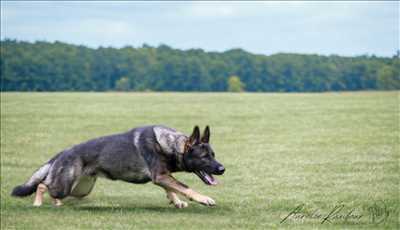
[194,170,218,186]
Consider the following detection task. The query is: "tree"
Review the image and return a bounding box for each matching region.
[377,65,400,90]
[115,77,131,91]
[227,75,245,92]
[1,39,399,92]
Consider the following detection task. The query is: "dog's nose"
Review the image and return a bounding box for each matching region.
[217,166,225,174]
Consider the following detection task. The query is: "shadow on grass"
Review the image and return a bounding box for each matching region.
[64,195,233,214]
[73,205,229,215]
[7,193,232,215]
[11,199,232,215]
[12,204,231,216]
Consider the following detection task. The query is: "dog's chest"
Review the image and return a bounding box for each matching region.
[118,167,152,183]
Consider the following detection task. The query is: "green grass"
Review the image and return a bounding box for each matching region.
[1,92,399,229]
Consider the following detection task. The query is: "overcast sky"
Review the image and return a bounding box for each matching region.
[1,1,398,57]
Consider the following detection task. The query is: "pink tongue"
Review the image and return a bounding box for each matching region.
[204,173,218,185]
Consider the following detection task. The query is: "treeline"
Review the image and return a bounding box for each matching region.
[1,39,399,92]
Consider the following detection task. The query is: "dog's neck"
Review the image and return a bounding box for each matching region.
[153,126,190,171]
[154,126,188,155]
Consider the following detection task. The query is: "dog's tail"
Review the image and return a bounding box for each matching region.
[11,163,51,197]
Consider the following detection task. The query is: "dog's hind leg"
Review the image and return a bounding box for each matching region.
[45,159,83,205]
[33,183,64,207]
[33,183,47,206]
[70,176,97,198]
[165,190,188,209]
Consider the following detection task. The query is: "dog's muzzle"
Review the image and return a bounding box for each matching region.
[215,165,225,175]
[194,164,225,186]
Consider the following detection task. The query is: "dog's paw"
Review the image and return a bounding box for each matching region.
[53,199,63,207]
[167,192,188,208]
[197,195,216,206]
[173,200,188,209]
[33,201,42,207]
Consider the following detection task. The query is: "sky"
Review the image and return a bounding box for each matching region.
[1,1,399,57]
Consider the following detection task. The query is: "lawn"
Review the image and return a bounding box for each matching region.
[1,92,398,229]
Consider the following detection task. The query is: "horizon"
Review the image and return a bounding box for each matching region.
[2,38,397,59]
[1,1,398,57]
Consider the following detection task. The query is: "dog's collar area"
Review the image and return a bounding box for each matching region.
[183,141,191,154]
[176,151,188,171]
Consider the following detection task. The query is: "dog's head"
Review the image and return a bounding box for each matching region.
[183,126,225,185]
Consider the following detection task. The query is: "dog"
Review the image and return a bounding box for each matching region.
[11,125,225,208]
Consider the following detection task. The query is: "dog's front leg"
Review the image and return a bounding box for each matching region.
[165,190,188,208]
[154,175,215,206]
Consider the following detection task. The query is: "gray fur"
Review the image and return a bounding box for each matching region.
[27,163,51,186]
[153,126,187,154]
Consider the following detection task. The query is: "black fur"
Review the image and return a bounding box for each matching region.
[11,184,37,197]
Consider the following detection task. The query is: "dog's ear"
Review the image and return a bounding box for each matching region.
[188,126,200,145]
[201,126,210,143]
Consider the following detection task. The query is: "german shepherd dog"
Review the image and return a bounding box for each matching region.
[11,125,225,208]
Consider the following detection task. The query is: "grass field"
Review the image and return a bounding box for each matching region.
[1,92,398,229]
